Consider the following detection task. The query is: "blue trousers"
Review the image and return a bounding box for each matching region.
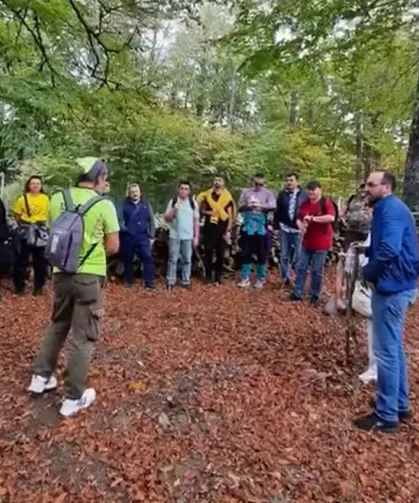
[279,229,301,281]
[372,289,417,422]
[122,237,154,287]
[294,248,327,300]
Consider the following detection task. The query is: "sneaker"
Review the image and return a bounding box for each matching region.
[287,293,302,302]
[60,388,96,418]
[125,283,134,289]
[28,374,57,395]
[254,279,265,290]
[368,398,412,423]
[166,284,174,291]
[237,278,250,289]
[33,288,43,297]
[180,283,191,289]
[359,366,378,384]
[145,284,156,292]
[352,412,399,433]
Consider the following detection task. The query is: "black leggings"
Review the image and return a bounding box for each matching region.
[240,233,267,265]
[203,224,226,282]
[13,242,46,293]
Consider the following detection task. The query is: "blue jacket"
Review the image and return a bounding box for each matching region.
[122,199,155,242]
[363,195,419,294]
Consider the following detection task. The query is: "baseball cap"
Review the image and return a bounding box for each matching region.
[76,157,108,181]
[307,180,321,190]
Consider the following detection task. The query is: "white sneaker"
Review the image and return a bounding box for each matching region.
[60,388,96,418]
[28,374,58,395]
[237,278,250,288]
[254,279,265,289]
[359,365,377,384]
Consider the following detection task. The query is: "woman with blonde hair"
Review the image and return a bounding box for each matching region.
[13,175,50,296]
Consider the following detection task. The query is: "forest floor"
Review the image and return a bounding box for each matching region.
[1,274,419,503]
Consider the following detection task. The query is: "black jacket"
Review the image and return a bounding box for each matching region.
[0,197,8,240]
[274,188,307,230]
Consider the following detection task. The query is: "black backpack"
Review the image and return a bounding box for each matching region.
[171,195,196,210]
[320,197,339,231]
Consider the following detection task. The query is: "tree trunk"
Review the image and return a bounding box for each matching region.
[289,90,298,126]
[355,113,363,185]
[228,65,237,131]
[403,70,419,210]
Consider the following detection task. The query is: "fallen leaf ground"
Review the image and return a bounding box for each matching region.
[1,274,419,503]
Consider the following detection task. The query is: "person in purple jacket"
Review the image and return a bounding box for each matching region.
[122,183,156,290]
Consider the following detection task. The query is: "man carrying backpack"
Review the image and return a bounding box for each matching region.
[164,180,200,290]
[27,157,120,418]
[288,180,335,306]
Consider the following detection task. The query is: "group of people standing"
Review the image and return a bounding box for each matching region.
[1,160,418,436]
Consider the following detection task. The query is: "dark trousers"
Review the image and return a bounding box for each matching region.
[34,274,103,399]
[13,242,46,293]
[240,233,268,279]
[122,236,154,287]
[203,224,226,282]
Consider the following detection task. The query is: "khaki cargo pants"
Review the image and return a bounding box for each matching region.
[34,273,104,399]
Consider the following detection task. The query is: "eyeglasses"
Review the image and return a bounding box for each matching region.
[254,182,265,187]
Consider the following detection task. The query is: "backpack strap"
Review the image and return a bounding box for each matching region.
[23,194,31,217]
[171,196,177,208]
[78,195,105,215]
[189,195,196,210]
[62,190,75,212]
[76,195,105,268]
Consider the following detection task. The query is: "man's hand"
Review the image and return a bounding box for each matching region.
[224,230,232,245]
[303,214,313,223]
[174,202,180,211]
[193,236,199,248]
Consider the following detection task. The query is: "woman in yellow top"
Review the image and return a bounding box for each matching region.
[13,176,50,296]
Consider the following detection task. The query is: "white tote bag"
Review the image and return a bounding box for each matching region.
[352,281,372,318]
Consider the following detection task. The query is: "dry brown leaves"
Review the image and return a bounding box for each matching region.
[1,273,419,503]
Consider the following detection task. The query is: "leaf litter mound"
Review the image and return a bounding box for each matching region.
[1,275,419,503]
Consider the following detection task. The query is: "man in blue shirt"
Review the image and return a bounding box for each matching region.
[353,171,418,433]
[164,180,200,290]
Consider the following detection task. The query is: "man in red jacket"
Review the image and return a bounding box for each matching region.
[288,180,335,306]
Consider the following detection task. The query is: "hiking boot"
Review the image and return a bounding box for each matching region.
[287,293,302,302]
[237,278,250,289]
[309,297,320,308]
[369,399,412,423]
[28,374,58,395]
[352,412,399,433]
[60,388,96,418]
[254,279,265,290]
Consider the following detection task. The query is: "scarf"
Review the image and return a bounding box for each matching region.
[196,188,236,224]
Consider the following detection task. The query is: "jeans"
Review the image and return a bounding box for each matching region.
[34,274,103,399]
[294,248,327,300]
[122,236,154,287]
[372,289,417,422]
[167,238,193,286]
[279,229,301,281]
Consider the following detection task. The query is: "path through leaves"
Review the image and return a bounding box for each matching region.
[1,277,419,502]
